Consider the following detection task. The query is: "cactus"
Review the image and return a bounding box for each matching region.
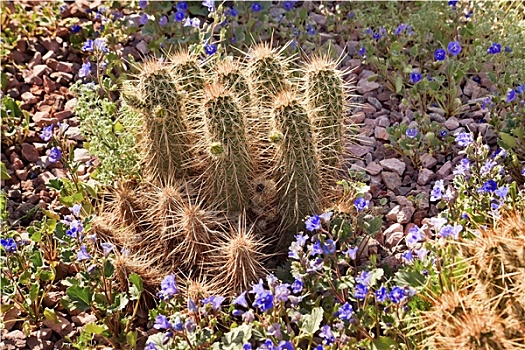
[201,83,255,212]
[303,54,353,186]
[270,90,320,243]
[106,44,352,296]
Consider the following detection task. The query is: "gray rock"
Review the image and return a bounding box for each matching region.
[348,144,373,158]
[429,113,446,123]
[136,40,149,55]
[444,117,460,130]
[346,40,359,56]
[417,168,435,185]
[374,126,389,140]
[397,205,415,224]
[350,111,366,123]
[436,161,453,178]
[384,223,404,248]
[73,148,91,163]
[381,171,402,190]
[420,153,437,168]
[427,106,446,116]
[309,12,326,26]
[386,205,401,222]
[21,143,40,163]
[463,79,481,99]
[367,96,382,111]
[376,115,390,128]
[65,126,85,141]
[379,158,406,176]
[365,162,382,175]
[357,79,380,94]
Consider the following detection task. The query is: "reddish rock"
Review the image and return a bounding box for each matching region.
[21,143,40,162]
[21,91,39,104]
[9,153,24,170]
[41,38,60,52]
[42,314,73,337]
[15,169,28,181]
[54,110,73,121]
[33,111,58,127]
[43,75,57,94]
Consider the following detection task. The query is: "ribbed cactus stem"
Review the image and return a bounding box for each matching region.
[136,60,193,184]
[271,90,320,240]
[304,56,347,170]
[202,83,254,212]
[215,58,251,108]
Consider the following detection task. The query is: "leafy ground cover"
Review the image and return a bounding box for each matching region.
[1,1,525,349]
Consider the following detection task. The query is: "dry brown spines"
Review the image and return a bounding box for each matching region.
[209,216,268,296]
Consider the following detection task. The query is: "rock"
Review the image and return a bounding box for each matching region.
[444,117,459,130]
[350,111,366,123]
[463,79,481,98]
[21,91,39,105]
[346,40,359,56]
[26,336,54,350]
[397,205,415,224]
[2,307,21,331]
[54,110,73,121]
[74,148,91,162]
[376,115,390,127]
[28,51,42,68]
[21,143,40,162]
[417,168,435,185]
[367,96,382,111]
[379,158,405,176]
[65,126,85,141]
[384,223,404,248]
[33,111,57,127]
[72,312,98,326]
[3,330,26,348]
[348,144,373,158]
[33,64,52,78]
[381,171,402,191]
[420,153,437,168]
[386,205,401,222]
[43,75,57,94]
[136,40,149,55]
[64,98,78,111]
[41,38,60,52]
[436,161,453,178]
[374,126,389,140]
[309,12,326,26]
[56,61,74,73]
[43,315,72,337]
[365,162,382,175]
[357,79,380,94]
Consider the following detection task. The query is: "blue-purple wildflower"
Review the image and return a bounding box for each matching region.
[447,41,462,56]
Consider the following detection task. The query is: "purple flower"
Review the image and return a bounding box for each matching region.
[455,132,473,147]
[353,197,369,212]
[82,39,94,52]
[480,160,497,175]
[139,0,147,9]
[71,24,81,34]
[305,215,322,231]
[375,286,388,302]
[158,274,178,300]
[201,295,225,311]
[355,283,369,300]
[389,286,405,303]
[176,1,188,10]
[93,38,108,53]
[291,279,303,294]
[253,290,273,312]
[154,315,172,330]
[77,245,92,262]
[434,48,446,61]
[277,341,294,350]
[495,186,509,199]
[344,246,358,260]
[319,325,335,345]
[516,85,525,94]
[394,23,407,35]
[402,250,413,262]
[487,43,501,54]
[306,257,323,273]
[139,13,148,25]
[477,180,497,193]
[1,238,17,253]
[410,71,422,84]
[233,291,249,308]
[227,7,238,16]
[184,17,200,28]
[430,180,445,201]
[283,1,295,11]
[322,239,336,254]
[159,15,168,26]
[415,248,429,260]
[406,226,423,246]
[447,41,462,56]
[59,4,67,13]
[79,62,91,78]
[243,344,253,350]
[448,0,458,8]
[174,11,185,22]
[205,44,217,56]
[439,225,463,239]
[251,2,262,12]
[243,309,255,323]
[274,284,290,302]
[40,124,54,142]
[202,0,214,12]
[337,302,354,321]
[406,128,418,138]
[66,219,83,238]
[185,319,196,332]
[309,241,323,256]
[307,25,316,36]
[358,46,366,56]
[356,271,372,286]
[506,89,516,102]
[453,158,470,176]
[48,147,62,163]
[250,278,266,295]
[101,242,114,256]
[144,342,157,350]
[187,298,197,312]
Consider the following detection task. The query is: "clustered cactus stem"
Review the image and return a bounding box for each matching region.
[106,44,354,295]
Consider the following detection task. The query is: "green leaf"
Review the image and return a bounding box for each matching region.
[129,273,143,293]
[104,260,115,278]
[1,72,8,92]
[1,162,11,180]
[499,132,517,148]
[31,251,44,268]
[46,178,63,190]
[43,308,59,323]
[222,324,252,346]
[394,270,426,288]
[29,283,39,302]
[372,336,398,350]
[300,307,323,336]
[66,285,92,311]
[126,331,137,348]
[395,76,403,93]
[39,269,55,282]
[84,323,106,335]
[364,216,383,236]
